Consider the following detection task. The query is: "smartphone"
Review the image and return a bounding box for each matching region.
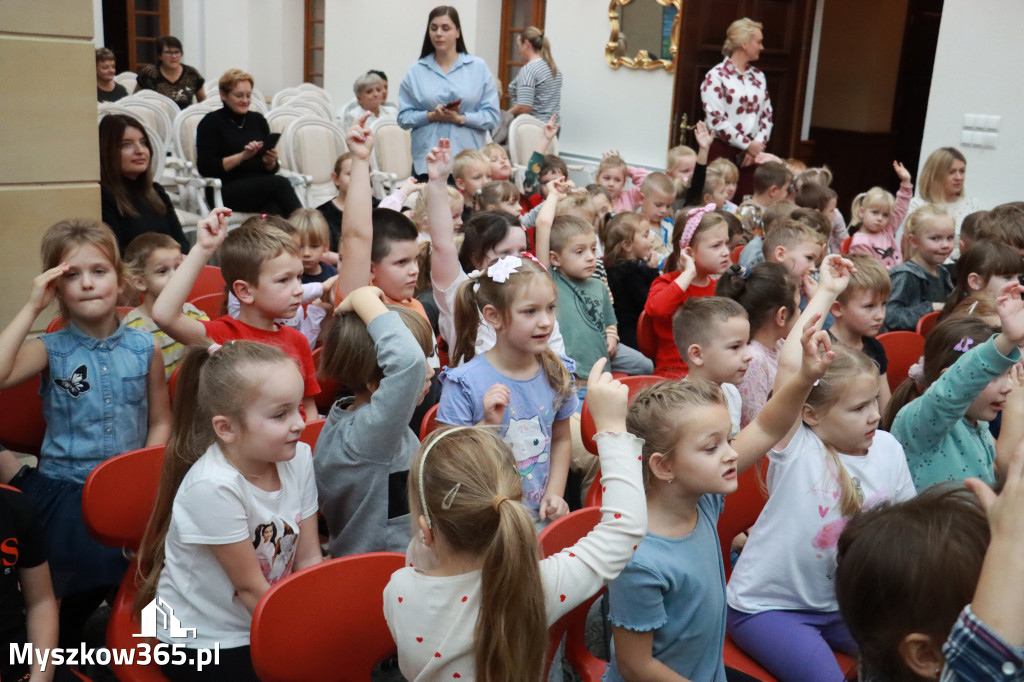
[444,99,462,110]
[262,132,282,152]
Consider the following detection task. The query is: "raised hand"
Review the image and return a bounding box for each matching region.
[426,138,452,183]
[893,160,912,186]
[585,358,629,433]
[334,285,385,316]
[482,383,511,425]
[817,254,856,296]
[399,176,421,196]
[996,281,1024,345]
[196,207,231,252]
[798,315,835,382]
[345,111,375,160]
[27,263,70,314]
[543,114,560,141]
[694,121,712,149]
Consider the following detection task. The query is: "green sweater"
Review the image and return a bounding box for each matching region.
[891,335,1019,490]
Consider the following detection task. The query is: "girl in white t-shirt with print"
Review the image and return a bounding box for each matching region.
[725,255,916,682]
[136,340,322,681]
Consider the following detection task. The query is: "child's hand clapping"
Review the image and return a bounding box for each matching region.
[196,207,231,252]
[585,357,629,434]
[426,138,452,183]
[893,160,912,188]
[482,383,510,425]
[345,111,375,161]
[797,314,836,384]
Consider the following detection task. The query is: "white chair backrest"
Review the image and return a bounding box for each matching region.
[280,115,346,185]
[339,97,360,121]
[370,120,413,180]
[117,97,174,149]
[129,90,181,127]
[173,103,213,166]
[271,87,303,110]
[296,82,334,110]
[97,105,166,180]
[113,71,137,92]
[287,97,332,121]
[266,108,304,135]
[508,114,557,167]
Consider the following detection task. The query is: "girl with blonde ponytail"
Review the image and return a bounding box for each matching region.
[508,26,563,121]
[725,254,917,682]
[384,361,646,681]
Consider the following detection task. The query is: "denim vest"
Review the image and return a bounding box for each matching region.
[39,321,154,484]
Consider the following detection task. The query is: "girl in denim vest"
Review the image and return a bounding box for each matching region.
[0,218,171,648]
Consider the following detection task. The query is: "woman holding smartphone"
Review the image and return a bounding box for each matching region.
[195,69,302,216]
[398,5,500,180]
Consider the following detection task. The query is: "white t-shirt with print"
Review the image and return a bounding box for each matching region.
[155,442,319,648]
[727,425,915,613]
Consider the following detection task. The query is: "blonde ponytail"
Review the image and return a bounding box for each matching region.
[521,26,557,78]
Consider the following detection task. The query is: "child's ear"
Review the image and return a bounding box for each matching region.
[898,633,945,679]
[417,515,434,547]
[829,301,844,319]
[966,272,984,292]
[638,191,647,203]
[211,415,237,443]
[481,303,503,330]
[779,304,796,327]
[548,250,562,268]
[129,274,148,294]
[801,403,819,426]
[233,279,255,305]
[455,177,467,193]
[685,343,703,367]
[772,245,787,264]
[959,238,968,255]
[647,451,674,483]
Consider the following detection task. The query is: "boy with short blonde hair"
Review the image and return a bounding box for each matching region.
[289,207,338,285]
[638,172,676,260]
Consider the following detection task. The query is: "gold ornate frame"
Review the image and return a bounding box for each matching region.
[605,0,682,72]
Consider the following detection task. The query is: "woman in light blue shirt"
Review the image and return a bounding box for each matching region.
[399,5,500,178]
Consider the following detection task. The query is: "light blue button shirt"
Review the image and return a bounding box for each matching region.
[39,321,154,484]
[398,52,500,175]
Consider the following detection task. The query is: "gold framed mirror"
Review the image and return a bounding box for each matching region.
[606,0,681,72]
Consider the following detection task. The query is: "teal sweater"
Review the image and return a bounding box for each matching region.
[891,335,1020,490]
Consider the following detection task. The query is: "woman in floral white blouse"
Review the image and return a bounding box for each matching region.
[700,18,773,198]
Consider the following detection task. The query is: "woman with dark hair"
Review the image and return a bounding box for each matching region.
[195,69,303,216]
[398,5,500,179]
[99,113,190,253]
[134,36,206,109]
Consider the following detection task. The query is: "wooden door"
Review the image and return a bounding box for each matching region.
[125,0,169,71]
[670,0,815,158]
[497,0,547,108]
[304,0,326,86]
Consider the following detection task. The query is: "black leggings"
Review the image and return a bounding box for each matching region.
[216,174,303,217]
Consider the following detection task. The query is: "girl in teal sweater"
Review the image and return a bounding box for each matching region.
[886,282,1024,490]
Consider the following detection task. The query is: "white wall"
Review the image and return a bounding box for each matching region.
[919,0,1023,208]
[544,0,674,168]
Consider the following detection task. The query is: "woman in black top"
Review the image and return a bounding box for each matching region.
[195,69,302,217]
[134,36,206,109]
[99,113,189,253]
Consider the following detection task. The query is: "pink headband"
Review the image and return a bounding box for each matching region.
[680,203,717,249]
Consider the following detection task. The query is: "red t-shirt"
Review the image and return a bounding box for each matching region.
[202,317,320,398]
[643,274,718,377]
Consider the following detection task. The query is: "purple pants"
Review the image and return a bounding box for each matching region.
[727,607,857,682]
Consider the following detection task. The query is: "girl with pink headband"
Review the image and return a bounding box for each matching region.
[643,204,734,377]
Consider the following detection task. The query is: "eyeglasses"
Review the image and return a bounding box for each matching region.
[162,49,182,56]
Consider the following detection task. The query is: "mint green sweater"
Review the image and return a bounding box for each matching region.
[891,335,1020,490]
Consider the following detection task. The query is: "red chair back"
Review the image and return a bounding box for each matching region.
[251,552,405,682]
[312,347,342,416]
[840,236,852,254]
[915,310,940,338]
[187,265,226,302]
[636,311,657,361]
[538,507,606,681]
[730,244,744,264]
[877,331,925,393]
[0,375,45,456]
[188,292,225,320]
[300,418,326,452]
[106,559,173,682]
[82,445,165,551]
[419,403,440,441]
[579,375,662,456]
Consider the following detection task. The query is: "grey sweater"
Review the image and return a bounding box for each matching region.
[314,312,427,557]
[885,260,953,332]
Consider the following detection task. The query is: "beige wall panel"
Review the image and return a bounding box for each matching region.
[0,0,93,38]
[0,184,100,330]
[0,38,98,184]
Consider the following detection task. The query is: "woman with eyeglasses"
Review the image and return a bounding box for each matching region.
[135,35,207,109]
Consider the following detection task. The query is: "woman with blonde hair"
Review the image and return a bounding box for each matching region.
[508,26,563,123]
[900,147,980,259]
[700,17,773,198]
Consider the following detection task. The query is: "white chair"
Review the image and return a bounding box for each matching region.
[117,96,174,151]
[506,114,580,190]
[279,115,347,207]
[266,107,304,135]
[271,87,303,110]
[296,82,334,111]
[369,119,413,200]
[113,71,137,93]
[287,97,333,121]
[129,90,181,130]
[339,97,360,124]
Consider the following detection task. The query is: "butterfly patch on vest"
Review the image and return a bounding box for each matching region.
[54,364,90,397]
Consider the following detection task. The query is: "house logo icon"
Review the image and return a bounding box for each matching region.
[134,597,197,639]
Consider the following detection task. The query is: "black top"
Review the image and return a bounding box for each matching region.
[317,199,343,253]
[101,183,190,255]
[0,488,46,649]
[302,262,338,285]
[828,330,889,375]
[196,107,275,182]
[97,83,129,102]
[605,259,660,349]
[136,63,205,109]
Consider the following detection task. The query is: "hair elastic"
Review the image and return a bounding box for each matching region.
[492,494,509,512]
[680,203,717,249]
[418,426,474,529]
[207,342,223,356]
[953,337,975,353]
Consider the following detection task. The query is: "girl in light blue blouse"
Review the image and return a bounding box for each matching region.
[398,5,500,178]
[886,282,1024,491]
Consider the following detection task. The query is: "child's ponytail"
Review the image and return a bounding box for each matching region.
[881,316,997,430]
[452,275,485,366]
[412,428,545,680]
